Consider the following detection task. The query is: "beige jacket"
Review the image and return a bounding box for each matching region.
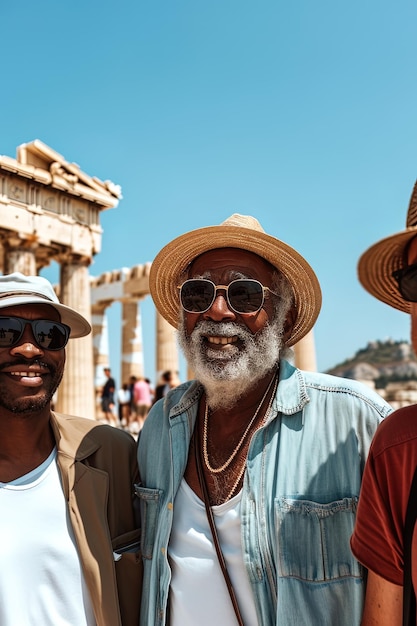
[50,412,142,626]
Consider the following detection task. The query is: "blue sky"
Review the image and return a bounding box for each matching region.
[1,0,417,386]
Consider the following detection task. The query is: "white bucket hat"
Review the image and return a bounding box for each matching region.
[0,272,91,338]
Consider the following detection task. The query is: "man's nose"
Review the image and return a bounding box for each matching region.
[202,289,236,321]
[9,323,44,356]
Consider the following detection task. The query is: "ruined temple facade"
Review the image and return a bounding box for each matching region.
[0,140,122,418]
[0,140,183,418]
[90,265,179,404]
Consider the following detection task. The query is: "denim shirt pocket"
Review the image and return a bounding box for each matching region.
[134,484,163,560]
[276,496,362,582]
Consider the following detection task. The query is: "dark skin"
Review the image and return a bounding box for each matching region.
[0,303,65,482]
[183,248,295,505]
[356,238,417,624]
[185,378,279,505]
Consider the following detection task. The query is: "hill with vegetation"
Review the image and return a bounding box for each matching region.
[325,339,417,388]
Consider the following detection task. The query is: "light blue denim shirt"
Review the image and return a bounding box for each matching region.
[136,359,392,626]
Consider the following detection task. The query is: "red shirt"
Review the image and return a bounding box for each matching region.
[351,404,417,588]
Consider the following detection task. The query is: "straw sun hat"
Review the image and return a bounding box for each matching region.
[358,181,417,313]
[149,214,322,347]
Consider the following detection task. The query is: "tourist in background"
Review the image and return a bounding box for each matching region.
[153,370,174,404]
[128,375,137,420]
[133,375,152,431]
[117,382,131,427]
[100,366,117,426]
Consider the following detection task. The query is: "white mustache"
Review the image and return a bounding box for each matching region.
[191,320,253,343]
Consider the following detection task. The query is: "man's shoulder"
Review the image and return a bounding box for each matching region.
[301,367,380,395]
[52,412,135,449]
[144,380,199,424]
[370,404,417,456]
[164,379,199,407]
[295,366,392,417]
[53,414,137,483]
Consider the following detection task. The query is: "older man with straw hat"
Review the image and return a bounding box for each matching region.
[352,182,417,626]
[137,213,391,626]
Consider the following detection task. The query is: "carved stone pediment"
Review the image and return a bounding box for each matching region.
[0,139,122,208]
[0,140,121,266]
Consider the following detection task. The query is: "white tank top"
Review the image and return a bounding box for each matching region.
[0,449,96,625]
[168,478,258,625]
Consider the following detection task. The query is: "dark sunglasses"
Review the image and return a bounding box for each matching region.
[0,317,70,350]
[392,263,417,302]
[178,278,279,315]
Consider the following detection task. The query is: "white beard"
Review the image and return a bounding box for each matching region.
[178,314,288,411]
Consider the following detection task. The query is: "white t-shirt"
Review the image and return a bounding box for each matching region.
[117,388,131,404]
[168,478,258,625]
[0,448,96,625]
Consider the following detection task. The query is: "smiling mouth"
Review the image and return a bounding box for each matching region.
[206,335,238,346]
[10,371,42,378]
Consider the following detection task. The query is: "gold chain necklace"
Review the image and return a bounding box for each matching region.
[203,373,277,474]
[224,375,279,501]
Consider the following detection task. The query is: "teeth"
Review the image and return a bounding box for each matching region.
[207,336,237,345]
[10,372,39,377]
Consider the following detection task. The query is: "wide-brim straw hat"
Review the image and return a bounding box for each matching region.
[358,181,417,313]
[149,213,322,347]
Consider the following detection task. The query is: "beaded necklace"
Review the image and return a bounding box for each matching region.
[202,372,278,476]
[223,375,279,501]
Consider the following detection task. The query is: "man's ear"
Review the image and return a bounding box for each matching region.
[283,306,297,343]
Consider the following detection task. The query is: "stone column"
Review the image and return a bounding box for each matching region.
[121,299,144,383]
[2,238,37,275]
[156,311,179,380]
[55,259,95,418]
[92,305,111,418]
[293,330,317,372]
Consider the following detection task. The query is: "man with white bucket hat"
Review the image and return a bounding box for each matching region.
[137,214,392,625]
[0,272,141,626]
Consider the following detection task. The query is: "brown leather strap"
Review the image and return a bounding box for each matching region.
[194,419,244,626]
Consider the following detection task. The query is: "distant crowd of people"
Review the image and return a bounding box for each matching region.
[98,367,180,432]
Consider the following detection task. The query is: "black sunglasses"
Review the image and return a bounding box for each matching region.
[392,263,417,302]
[0,317,70,350]
[178,278,279,315]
